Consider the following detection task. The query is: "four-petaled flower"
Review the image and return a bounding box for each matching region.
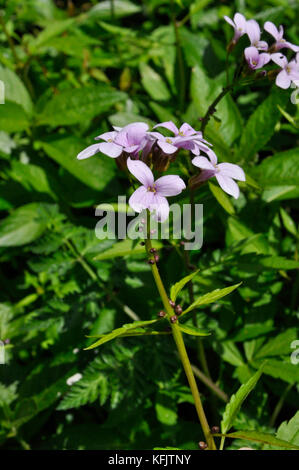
[151,121,212,156]
[77,122,151,160]
[224,13,247,43]
[271,53,299,89]
[246,19,268,51]
[264,21,299,53]
[244,46,271,70]
[127,158,186,222]
[192,151,245,199]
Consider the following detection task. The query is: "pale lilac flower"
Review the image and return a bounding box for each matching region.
[127,158,186,222]
[271,53,299,89]
[246,20,268,51]
[77,122,151,160]
[244,46,271,70]
[224,13,247,43]
[151,122,212,156]
[192,151,245,199]
[264,21,299,52]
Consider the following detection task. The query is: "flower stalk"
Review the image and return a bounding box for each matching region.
[144,212,216,450]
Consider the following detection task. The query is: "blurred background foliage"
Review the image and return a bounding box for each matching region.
[0,0,298,450]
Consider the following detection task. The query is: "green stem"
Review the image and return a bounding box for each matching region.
[0,14,21,68]
[220,435,225,450]
[145,214,216,449]
[200,84,235,135]
[170,0,185,114]
[269,383,292,428]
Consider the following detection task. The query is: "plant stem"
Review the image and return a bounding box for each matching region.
[170,0,185,114]
[0,14,21,68]
[191,363,228,403]
[144,214,216,449]
[200,84,235,135]
[269,383,292,428]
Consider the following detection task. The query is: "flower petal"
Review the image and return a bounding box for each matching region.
[155,175,186,196]
[98,142,123,158]
[127,158,154,187]
[94,131,117,141]
[264,21,279,40]
[77,143,102,160]
[234,13,246,32]
[179,122,197,136]
[153,121,179,135]
[157,140,178,154]
[215,174,240,199]
[192,156,215,171]
[246,19,261,45]
[129,186,155,213]
[271,53,288,68]
[224,15,235,28]
[150,195,170,222]
[217,163,246,181]
[276,69,291,89]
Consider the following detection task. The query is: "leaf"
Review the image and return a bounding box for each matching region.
[182,283,241,316]
[239,89,288,161]
[280,208,297,236]
[0,382,18,407]
[87,0,141,19]
[208,181,236,215]
[254,329,298,359]
[0,65,33,115]
[93,239,162,260]
[38,136,116,191]
[170,270,199,302]
[36,85,126,126]
[28,18,75,53]
[218,430,299,450]
[0,203,54,246]
[221,363,264,434]
[155,390,177,426]
[178,323,210,337]
[252,359,299,384]
[276,411,299,447]
[84,319,160,350]
[139,63,171,101]
[0,102,29,132]
[190,66,242,148]
[254,148,299,188]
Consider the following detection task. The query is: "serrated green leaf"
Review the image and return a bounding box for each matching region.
[36,85,126,126]
[218,430,299,449]
[0,203,54,246]
[85,319,160,350]
[182,283,241,316]
[0,65,33,115]
[221,364,264,434]
[178,323,210,337]
[170,270,199,302]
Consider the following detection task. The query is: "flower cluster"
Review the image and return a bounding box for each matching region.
[224,13,299,89]
[77,121,246,221]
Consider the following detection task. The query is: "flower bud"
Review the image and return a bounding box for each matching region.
[170,315,178,323]
[198,441,208,450]
[211,426,220,434]
[169,299,175,308]
[175,305,183,315]
[158,310,166,318]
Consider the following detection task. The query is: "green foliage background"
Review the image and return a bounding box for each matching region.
[0,0,298,450]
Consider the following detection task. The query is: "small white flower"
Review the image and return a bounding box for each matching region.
[66,373,82,386]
